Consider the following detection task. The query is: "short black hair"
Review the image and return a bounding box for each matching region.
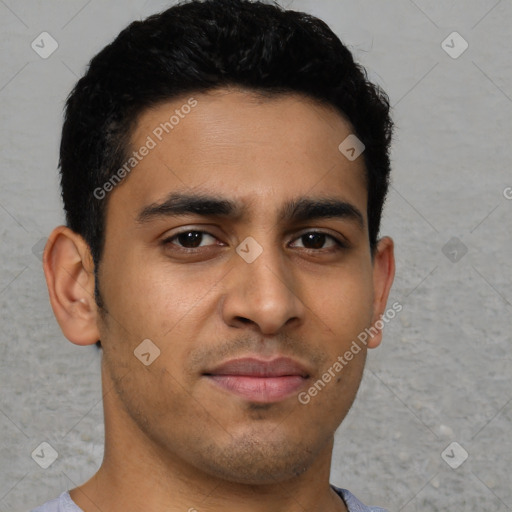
[59,0,393,348]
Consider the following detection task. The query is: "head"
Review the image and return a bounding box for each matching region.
[44,0,395,486]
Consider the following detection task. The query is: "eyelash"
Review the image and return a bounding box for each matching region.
[161,230,348,252]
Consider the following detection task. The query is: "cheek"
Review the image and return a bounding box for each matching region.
[296,345,366,435]
[103,250,223,342]
[308,265,374,335]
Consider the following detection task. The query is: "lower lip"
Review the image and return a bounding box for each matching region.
[206,375,308,403]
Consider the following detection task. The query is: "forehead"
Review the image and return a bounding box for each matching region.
[110,88,368,224]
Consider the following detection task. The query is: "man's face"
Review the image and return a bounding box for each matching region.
[96,88,386,484]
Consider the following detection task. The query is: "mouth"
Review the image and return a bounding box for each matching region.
[203,357,311,403]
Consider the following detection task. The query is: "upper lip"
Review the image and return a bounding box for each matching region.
[204,356,311,378]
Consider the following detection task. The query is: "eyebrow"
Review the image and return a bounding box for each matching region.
[136,192,364,229]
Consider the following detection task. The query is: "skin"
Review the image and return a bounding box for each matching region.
[43,88,395,512]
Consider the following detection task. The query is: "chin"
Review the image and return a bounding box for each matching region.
[190,435,321,485]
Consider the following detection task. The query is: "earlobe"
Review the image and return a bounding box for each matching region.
[42,226,101,346]
[367,236,395,349]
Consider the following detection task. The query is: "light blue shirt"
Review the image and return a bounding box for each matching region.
[30,485,388,511]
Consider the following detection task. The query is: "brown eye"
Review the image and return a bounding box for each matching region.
[291,232,344,250]
[164,231,218,249]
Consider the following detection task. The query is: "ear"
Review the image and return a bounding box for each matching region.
[367,236,395,349]
[42,226,101,346]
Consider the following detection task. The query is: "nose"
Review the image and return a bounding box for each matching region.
[220,239,305,335]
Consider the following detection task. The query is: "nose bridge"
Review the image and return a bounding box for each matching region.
[239,234,293,305]
[249,243,288,298]
[222,233,304,333]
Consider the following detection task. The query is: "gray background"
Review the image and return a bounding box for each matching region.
[1,0,511,510]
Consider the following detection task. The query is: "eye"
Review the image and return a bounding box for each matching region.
[163,230,219,249]
[162,229,347,252]
[290,232,346,250]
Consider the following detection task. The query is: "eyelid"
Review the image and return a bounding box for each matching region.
[289,229,349,249]
[162,228,222,247]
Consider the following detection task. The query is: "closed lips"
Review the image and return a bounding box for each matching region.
[204,357,310,378]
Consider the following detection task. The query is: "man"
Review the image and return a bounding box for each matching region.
[33,0,395,510]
